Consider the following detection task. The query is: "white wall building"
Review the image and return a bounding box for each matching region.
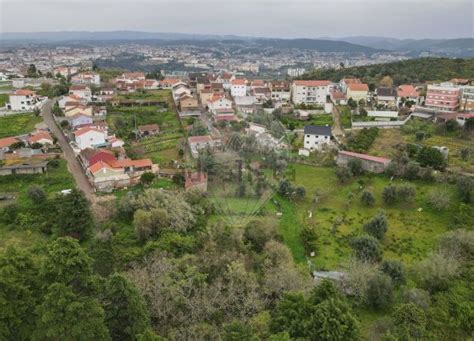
[230,79,247,98]
[303,125,333,151]
[69,85,92,101]
[6,90,39,111]
[291,80,333,105]
[74,127,107,150]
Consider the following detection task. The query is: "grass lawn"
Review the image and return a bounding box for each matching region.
[284,114,333,129]
[276,163,457,269]
[0,159,75,250]
[0,94,8,107]
[0,113,42,138]
[114,89,175,106]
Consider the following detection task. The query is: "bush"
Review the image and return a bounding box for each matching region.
[457,176,473,203]
[363,212,388,240]
[347,159,364,176]
[360,191,375,206]
[336,167,352,183]
[402,288,431,310]
[140,172,155,185]
[300,225,319,255]
[460,147,471,161]
[366,273,393,310]
[351,235,382,262]
[416,147,446,170]
[382,185,397,205]
[426,188,451,210]
[346,128,379,153]
[27,185,46,203]
[396,185,416,203]
[380,260,405,286]
[403,162,420,180]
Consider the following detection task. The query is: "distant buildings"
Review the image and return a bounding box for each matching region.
[287,68,306,77]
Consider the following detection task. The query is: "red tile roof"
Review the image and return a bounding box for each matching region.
[11,89,35,96]
[188,135,212,144]
[339,150,391,164]
[231,79,247,86]
[88,160,116,174]
[348,83,369,92]
[0,136,19,149]
[74,127,105,137]
[397,85,420,98]
[109,158,152,168]
[28,131,53,144]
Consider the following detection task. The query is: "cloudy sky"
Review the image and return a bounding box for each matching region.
[0,0,472,39]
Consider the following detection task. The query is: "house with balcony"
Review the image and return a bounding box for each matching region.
[291,80,333,105]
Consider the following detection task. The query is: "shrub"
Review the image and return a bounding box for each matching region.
[397,185,416,203]
[351,235,382,262]
[403,162,420,180]
[402,288,430,310]
[457,176,473,203]
[347,159,364,176]
[363,212,388,240]
[380,260,405,286]
[366,273,393,310]
[336,167,353,183]
[140,172,155,185]
[426,189,451,210]
[416,147,446,170]
[27,185,46,203]
[382,185,397,205]
[360,191,375,206]
[300,225,319,255]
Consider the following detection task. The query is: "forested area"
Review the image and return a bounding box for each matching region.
[301,57,474,86]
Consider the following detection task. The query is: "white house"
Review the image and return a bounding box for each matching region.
[69,85,92,101]
[291,80,333,105]
[6,89,41,111]
[71,72,101,86]
[28,131,54,146]
[69,113,94,128]
[230,79,247,98]
[207,94,233,114]
[74,127,107,150]
[303,125,333,151]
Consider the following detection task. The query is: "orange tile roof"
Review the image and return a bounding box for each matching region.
[188,135,212,144]
[11,89,35,96]
[0,136,19,149]
[231,79,247,85]
[88,160,116,174]
[29,131,53,144]
[348,83,369,91]
[397,85,420,98]
[109,158,152,168]
[74,127,105,137]
[294,80,332,87]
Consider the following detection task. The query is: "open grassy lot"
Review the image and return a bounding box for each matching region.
[369,121,474,173]
[0,159,75,250]
[283,114,333,129]
[276,163,457,269]
[114,89,175,106]
[0,94,8,107]
[107,90,183,166]
[0,113,42,138]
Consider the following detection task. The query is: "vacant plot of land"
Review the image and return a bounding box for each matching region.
[0,113,42,138]
[0,159,75,250]
[0,94,8,107]
[276,163,456,269]
[107,91,183,166]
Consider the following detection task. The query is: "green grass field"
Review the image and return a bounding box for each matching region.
[0,159,75,250]
[275,163,457,269]
[0,94,8,107]
[0,113,42,138]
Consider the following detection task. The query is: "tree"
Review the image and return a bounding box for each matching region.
[27,185,46,203]
[54,188,93,240]
[351,235,382,262]
[390,303,426,340]
[140,172,155,186]
[300,225,319,255]
[188,120,208,136]
[427,188,451,210]
[271,293,310,338]
[416,146,446,170]
[244,219,277,252]
[360,190,375,206]
[382,185,397,205]
[307,298,361,340]
[227,132,243,151]
[347,159,364,176]
[464,117,474,132]
[103,274,150,340]
[380,76,394,87]
[336,167,352,183]
[380,260,405,286]
[460,147,471,161]
[366,273,393,310]
[413,252,460,293]
[34,283,110,340]
[27,64,38,77]
[457,176,473,203]
[363,212,388,240]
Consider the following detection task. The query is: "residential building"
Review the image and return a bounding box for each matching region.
[303,125,333,151]
[28,131,53,146]
[330,89,347,105]
[230,79,247,98]
[269,81,291,103]
[137,124,160,137]
[291,80,333,105]
[71,72,100,86]
[6,89,39,111]
[179,94,199,111]
[69,113,94,128]
[69,85,92,101]
[207,94,233,114]
[64,105,93,117]
[346,83,369,102]
[188,135,222,158]
[0,137,20,152]
[425,83,461,112]
[340,78,362,93]
[461,85,474,112]
[336,150,391,173]
[376,87,398,107]
[397,85,421,106]
[74,127,107,150]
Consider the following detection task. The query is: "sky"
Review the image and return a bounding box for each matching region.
[0,0,473,39]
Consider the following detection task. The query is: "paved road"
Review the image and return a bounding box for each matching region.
[41,99,95,201]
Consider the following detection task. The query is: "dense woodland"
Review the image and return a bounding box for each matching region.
[301,57,474,86]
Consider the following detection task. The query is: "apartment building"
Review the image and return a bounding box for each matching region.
[291,80,333,105]
[425,83,461,112]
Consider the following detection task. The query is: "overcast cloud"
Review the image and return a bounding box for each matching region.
[0,0,472,39]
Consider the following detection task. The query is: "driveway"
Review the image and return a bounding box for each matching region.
[41,99,95,201]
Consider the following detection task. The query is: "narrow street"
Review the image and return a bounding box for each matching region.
[41,99,96,201]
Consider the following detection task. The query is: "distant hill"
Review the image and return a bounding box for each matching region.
[300,57,474,85]
[0,31,379,54]
[328,36,474,57]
